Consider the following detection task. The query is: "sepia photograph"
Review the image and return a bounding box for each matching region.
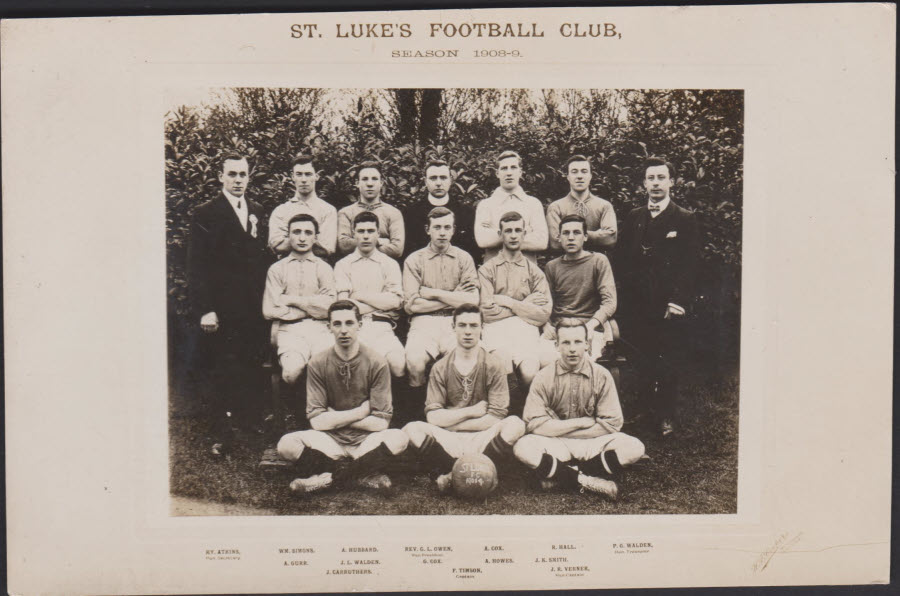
[166,87,743,516]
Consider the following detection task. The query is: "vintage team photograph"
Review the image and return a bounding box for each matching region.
[165,87,743,516]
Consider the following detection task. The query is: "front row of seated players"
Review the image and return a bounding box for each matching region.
[272,300,645,499]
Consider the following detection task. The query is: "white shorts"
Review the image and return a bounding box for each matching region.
[516,432,645,466]
[412,421,503,459]
[275,319,334,360]
[482,317,542,371]
[277,428,407,461]
[407,315,456,360]
[359,319,404,358]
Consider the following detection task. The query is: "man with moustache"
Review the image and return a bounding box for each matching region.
[617,157,700,437]
[474,150,548,264]
[545,155,617,254]
[404,159,476,259]
[268,153,338,258]
[514,319,645,499]
[274,300,409,495]
[337,161,405,259]
[187,152,271,455]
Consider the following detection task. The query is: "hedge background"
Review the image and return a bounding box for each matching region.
[166,88,743,393]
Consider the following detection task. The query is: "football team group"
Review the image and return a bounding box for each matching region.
[185,149,699,500]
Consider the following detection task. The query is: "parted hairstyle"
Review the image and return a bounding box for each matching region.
[498,210,524,231]
[425,158,450,174]
[564,154,591,170]
[452,303,484,325]
[554,317,589,340]
[644,156,676,180]
[291,153,316,170]
[357,160,382,179]
[496,150,521,166]
[287,213,319,235]
[352,210,380,230]
[558,213,587,234]
[328,299,361,323]
[219,151,248,172]
[426,206,455,228]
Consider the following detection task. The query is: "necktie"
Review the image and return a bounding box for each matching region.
[648,203,661,214]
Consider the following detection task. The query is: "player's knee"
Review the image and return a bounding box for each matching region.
[500,416,526,443]
[387,350,407,378]
[513,434,542,468]
[613,434,646,466]
[406,349,430,385]
[381,429,409,455]
[518,359,539,385]
[280,354,307,385]
[402,420,431,447]
[276,432,304,462]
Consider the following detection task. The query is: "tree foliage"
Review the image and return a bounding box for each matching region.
[166,87,743,356]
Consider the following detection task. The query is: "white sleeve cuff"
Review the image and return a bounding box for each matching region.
[667,303,685,315]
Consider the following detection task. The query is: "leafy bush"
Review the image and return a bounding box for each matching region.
[166,88,742,365]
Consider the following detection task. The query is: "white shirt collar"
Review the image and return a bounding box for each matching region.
[428,194,449,207]
[648,196,670,218]
[223,188,245,209]
[292,192,319,204]
[492,185,525,201]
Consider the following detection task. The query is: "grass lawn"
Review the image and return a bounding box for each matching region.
[169,365,738,516]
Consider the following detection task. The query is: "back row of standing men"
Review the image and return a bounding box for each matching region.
[187,149,700,462]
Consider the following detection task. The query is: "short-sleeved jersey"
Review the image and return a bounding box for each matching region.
[522,358,623,435]
[306,344,392,445]
[425,347,509,419]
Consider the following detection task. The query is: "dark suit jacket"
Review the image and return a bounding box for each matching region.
[616,200,700,319]
[187,193,271,328]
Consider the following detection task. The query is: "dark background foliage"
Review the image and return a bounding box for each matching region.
[166,88,743,389]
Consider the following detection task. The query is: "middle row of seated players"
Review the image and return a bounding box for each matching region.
[272,299,645,499]
[262,207,617,404]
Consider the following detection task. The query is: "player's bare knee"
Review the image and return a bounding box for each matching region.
[614,434,646,466]
[500,416,526,443]
[382,429,409,454]
[406,349,429,385]
[387,350,407,378]
[402,420,430,447]
[276,433,304,462]
[518,360,539,385]
[280,354,307,385]
[513,435,542,468]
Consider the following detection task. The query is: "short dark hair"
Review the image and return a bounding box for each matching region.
[328,299,360,323]
[564,154,591,170]
[287,213,319,235]
[452,304,483,325]
[555,317,588,340]
[291,153,315,170]
[425,159,450,174]
[498,210,524,231]
[352,210,380,230]
[219,152,247,172]
[644,156,676,179]
[496,150,521,166]
[357,160,382,179]
[426,206,454,228]
[558,214,587,234]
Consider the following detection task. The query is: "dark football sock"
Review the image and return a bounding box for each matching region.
[338,442,393,483]
[535,453,579,489]
[293,447,336,477]
[581,450,624,479]
[419,434,457,476]
[481,434,513,463]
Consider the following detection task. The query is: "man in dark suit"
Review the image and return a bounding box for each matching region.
[187,152,272,455]
[617,157,700,437]
[403,159,476,260]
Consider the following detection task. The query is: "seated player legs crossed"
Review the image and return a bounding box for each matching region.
[403,305,525,493]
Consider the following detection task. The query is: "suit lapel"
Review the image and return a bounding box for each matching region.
[217,192,249,236]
